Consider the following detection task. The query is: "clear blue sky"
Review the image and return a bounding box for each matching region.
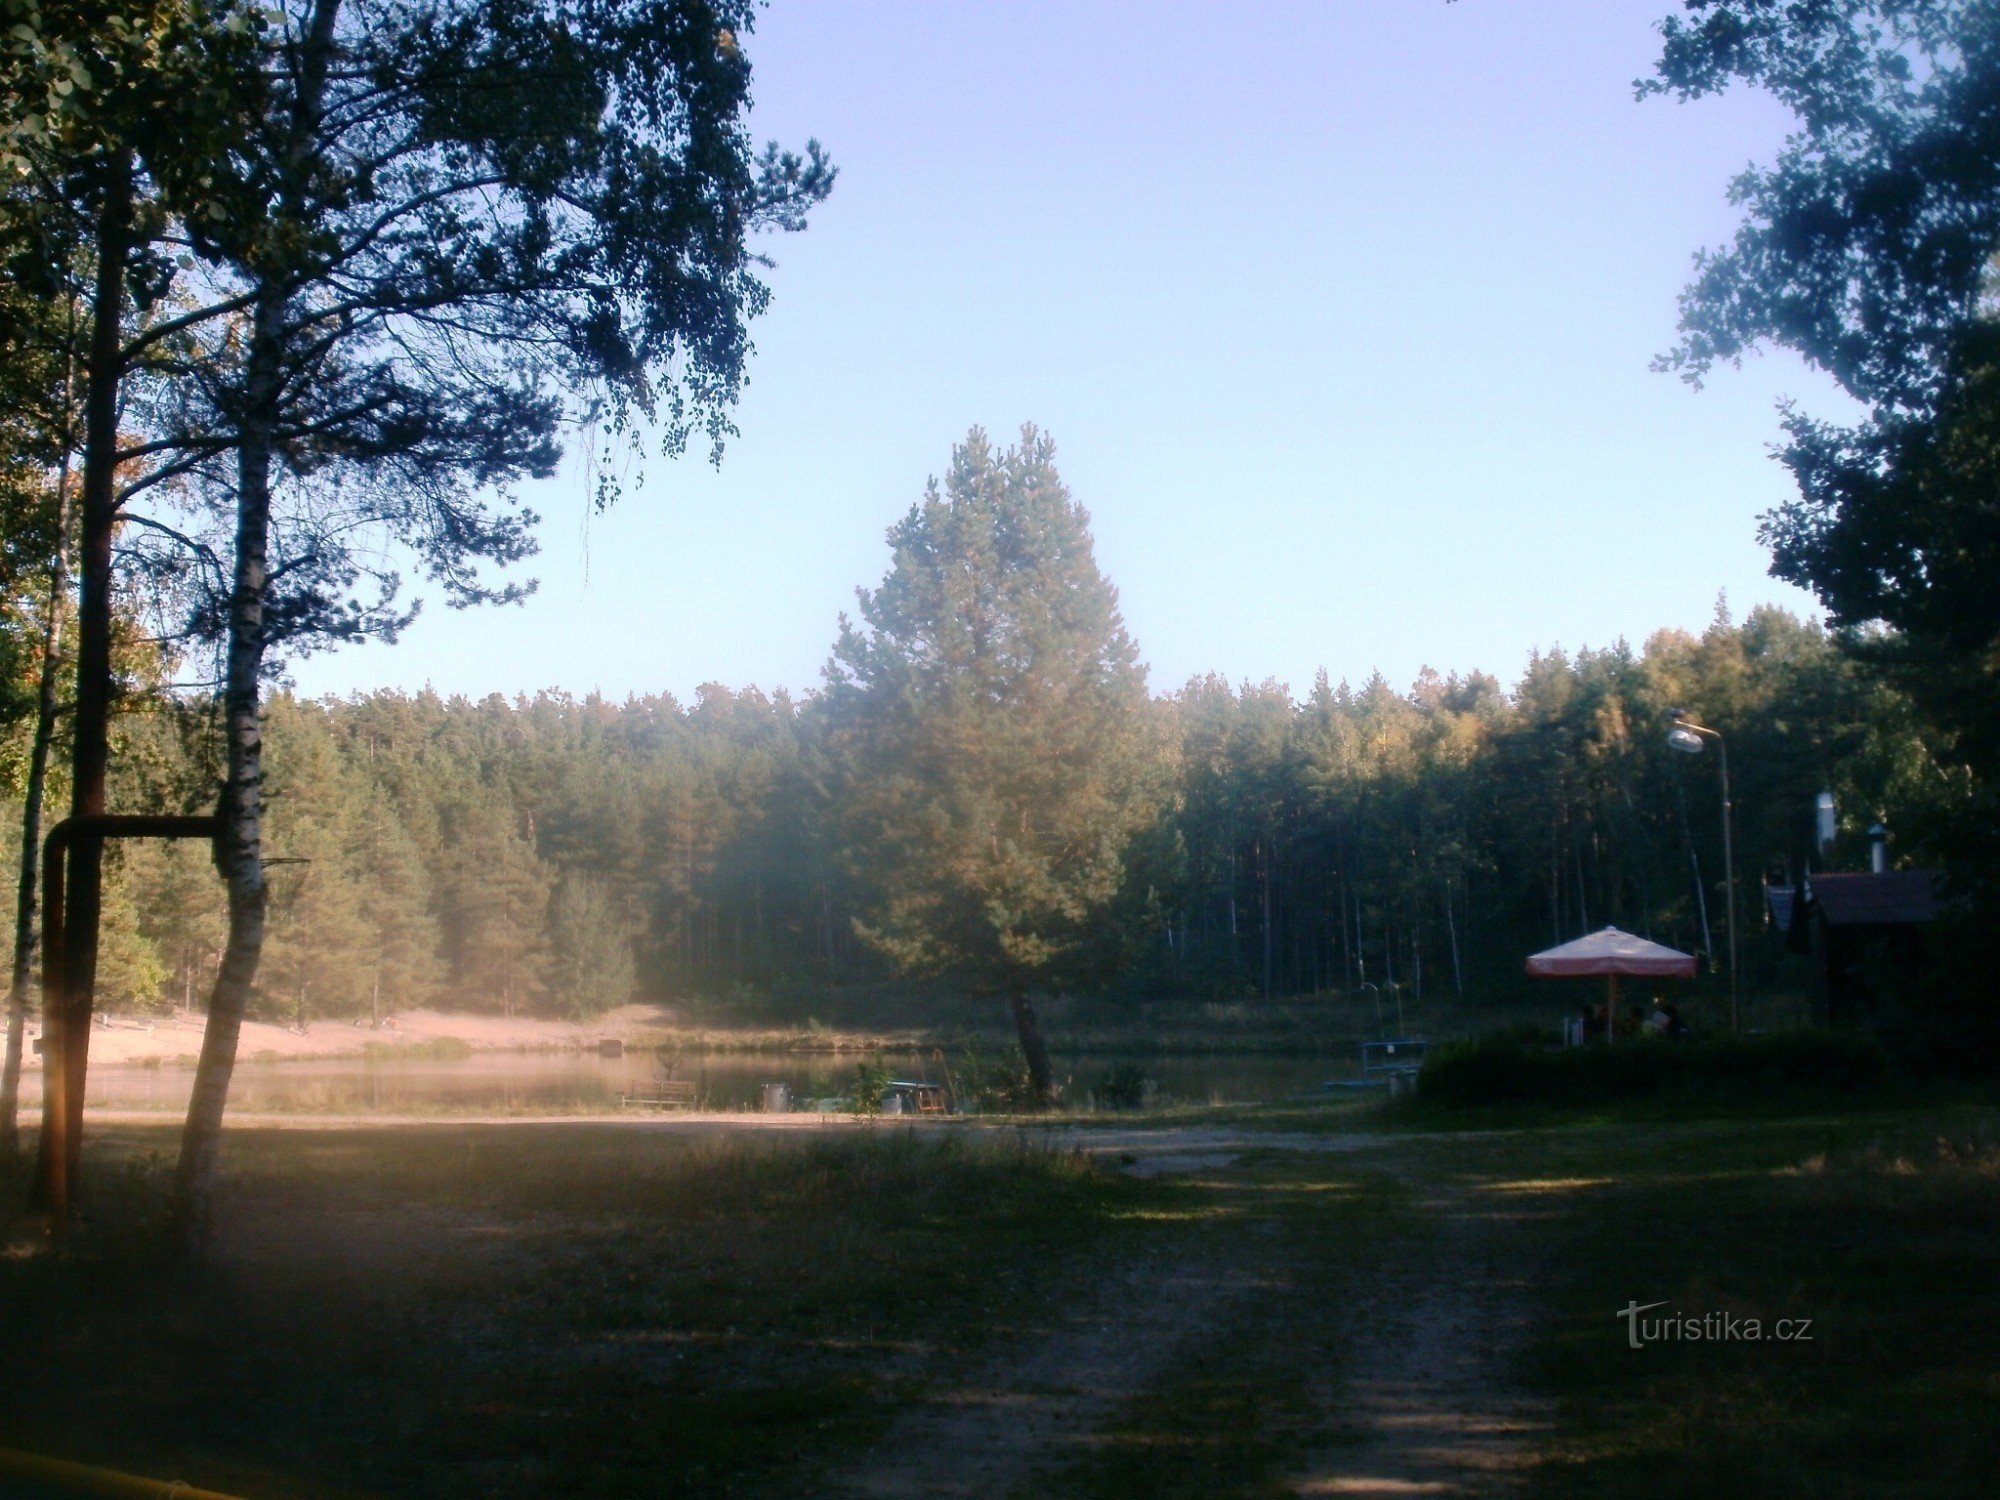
[290,0,1846,706]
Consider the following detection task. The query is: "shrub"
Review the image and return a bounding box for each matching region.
[1417,1030,1889,1108]
[1092,1064,1152,1110]
[850,1059,891,1116]
[947,1045,1042,1112]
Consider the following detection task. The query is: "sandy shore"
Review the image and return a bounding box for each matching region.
[43,1002,693,1068]
[81,1108,893,1130]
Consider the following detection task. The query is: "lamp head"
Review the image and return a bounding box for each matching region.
[1666,726,1706,755]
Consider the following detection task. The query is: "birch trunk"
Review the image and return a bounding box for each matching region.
[166,284,281,1252]
[168,0,342,1251]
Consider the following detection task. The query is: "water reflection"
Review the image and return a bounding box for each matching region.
[39,1048,1349,1114]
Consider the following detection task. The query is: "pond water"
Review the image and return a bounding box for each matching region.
[37,1047,1360,1115]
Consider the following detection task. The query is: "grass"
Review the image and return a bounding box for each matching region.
[0,1125,1177,1499]
[4,1092,1995,1497]
[356,1035,475,1062]
[1507,1112,2000,1500]
[1030,1095,2000,1498]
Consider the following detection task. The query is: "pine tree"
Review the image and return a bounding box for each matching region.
[438,795,550,1016]
[546,872,636,1020]
[125,837,226,1015]
[349,805,443,1022]
[826,426,1162,1101]
[94,859,167,1013]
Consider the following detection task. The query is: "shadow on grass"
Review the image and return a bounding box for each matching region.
[0,1126,1182,1499]
[1490,1115,2000,1500]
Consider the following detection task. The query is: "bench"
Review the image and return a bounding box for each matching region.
[1326,1038,1430,1095]
[620,1079,697,1110]
[1363,1038,1427,1097]
[886,1081,948,1115]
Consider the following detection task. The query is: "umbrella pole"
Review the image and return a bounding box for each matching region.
[1606,975,1618,1042]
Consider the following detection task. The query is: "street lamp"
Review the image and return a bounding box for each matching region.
[1667,712,1737,1033]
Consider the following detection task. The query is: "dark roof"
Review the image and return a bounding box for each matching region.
[1806,871,1939,927]
[1766,885,1798,933]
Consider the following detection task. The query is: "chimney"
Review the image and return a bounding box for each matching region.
[1869,822,1888,875]
[1815,791,1836,854]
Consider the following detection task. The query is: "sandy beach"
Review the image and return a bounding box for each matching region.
[39,1002,690,1068]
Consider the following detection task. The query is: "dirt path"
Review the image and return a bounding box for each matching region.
[828,1226,1285,1499]
[823,1132,1553,1499]
[1289,1174,1553,1497]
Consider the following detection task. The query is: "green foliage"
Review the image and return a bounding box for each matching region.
[94,859,166,1010]
[1648,0,2000,920]
[826,425,1166,993]
[546,871,636,1019]
[77,597,1953,1026]
[848,1057,890,1116]
[1,0,835,661]
[1091,1063,1151,1110]
[947,1044,1040,1112]
[1416,1030,1890,1108]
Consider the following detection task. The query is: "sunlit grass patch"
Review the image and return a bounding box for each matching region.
[1479,1176,1618,1195]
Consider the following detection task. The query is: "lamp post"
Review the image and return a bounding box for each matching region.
[1667,714,1737,1033]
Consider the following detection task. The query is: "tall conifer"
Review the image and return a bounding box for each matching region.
[826,426,1161,1101]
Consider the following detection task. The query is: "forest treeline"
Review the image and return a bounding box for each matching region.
[19,600,1946,1022]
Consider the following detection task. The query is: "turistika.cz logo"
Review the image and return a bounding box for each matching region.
[1618,1301,1814,1349]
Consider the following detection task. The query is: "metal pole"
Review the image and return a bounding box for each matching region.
[1718,736,1738,1034]
[31,814,223,1218]
[1671,717,1740,1036]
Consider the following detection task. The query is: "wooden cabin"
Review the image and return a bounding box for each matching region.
[1780,871,1939,1024]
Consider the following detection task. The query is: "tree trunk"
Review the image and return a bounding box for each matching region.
[1444,876,1464,998]
[0,495,70,1158]
[168,0,342,1256]
[1259,838,1273,1001]
[1009,985,1056,1105]
[166,288,284,1253]
[31,155,132,1211]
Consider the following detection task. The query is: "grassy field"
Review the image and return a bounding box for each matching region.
[1,1092,1994,1498]
[1518,1112,2000,1498]
[0,1125,1189,1497]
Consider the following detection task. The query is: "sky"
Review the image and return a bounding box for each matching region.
[288,0,1853,707]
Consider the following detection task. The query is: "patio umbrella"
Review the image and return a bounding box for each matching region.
[1526,927,1697,1040]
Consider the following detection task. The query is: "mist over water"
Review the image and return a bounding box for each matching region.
[48,1049,1349,1114]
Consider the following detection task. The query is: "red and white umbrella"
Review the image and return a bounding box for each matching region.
[1526,927,1696,1039]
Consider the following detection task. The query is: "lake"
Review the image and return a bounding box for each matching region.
[34,1047,1360,1115]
